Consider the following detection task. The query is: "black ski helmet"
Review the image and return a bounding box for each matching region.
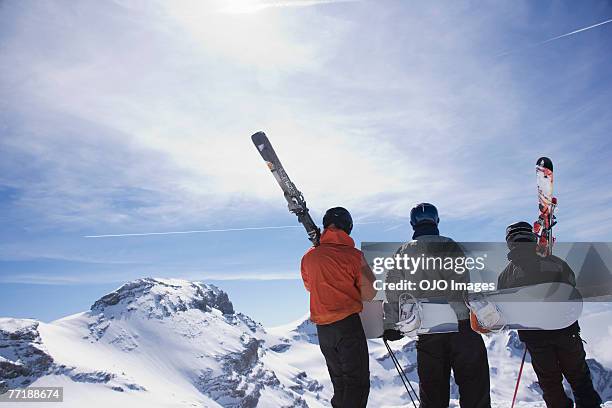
[410,203,439,227]
[505,221,537,249]
[323,207,353,235]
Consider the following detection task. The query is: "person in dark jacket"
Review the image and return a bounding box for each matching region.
[498,221,602,408]
[384,203,491,408]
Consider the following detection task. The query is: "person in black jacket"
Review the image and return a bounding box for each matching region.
[498,221,601,408]
[384,204,491,408]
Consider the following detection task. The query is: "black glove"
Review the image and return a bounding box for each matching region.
[382,329,403,341]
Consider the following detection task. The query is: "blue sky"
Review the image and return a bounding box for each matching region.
[1,0,611,326]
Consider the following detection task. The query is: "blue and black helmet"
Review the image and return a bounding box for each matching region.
[410,203,440,227]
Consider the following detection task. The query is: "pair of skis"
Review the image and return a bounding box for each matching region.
[251,132,321,246]
[534,157,557,256]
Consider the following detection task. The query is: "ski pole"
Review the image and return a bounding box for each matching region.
[384,340,418,407]
[511,345,528,408]
[387,340,419,406]
[383,339,419,407]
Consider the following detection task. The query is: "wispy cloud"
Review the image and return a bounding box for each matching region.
[219,0,359,14]
[1,1,610,243]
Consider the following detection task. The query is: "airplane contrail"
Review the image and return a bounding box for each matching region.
[498,18,612,57]
[541,18,612,43]
[84,225,302,238]
[84,222,382,238]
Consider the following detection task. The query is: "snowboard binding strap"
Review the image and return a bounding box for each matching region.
[397,293,423,337]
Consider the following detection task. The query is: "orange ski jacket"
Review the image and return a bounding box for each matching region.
[301,227,365,325]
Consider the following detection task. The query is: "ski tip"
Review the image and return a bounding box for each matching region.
[536,157,553,171]
[251,131,268,144]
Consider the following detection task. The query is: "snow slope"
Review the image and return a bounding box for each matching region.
[1,278,611,407]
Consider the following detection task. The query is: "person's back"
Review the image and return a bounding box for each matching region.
[301,227,366,325]
[498,226,579,342]
[498,244,576,291]
[300,207,375,408]
[384,234,471,330]
[383,203,491,408]
[498,221,601,408]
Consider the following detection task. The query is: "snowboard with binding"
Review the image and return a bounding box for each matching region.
[466,282,583,331]
[399,295,459,336]
[360,296,459,339]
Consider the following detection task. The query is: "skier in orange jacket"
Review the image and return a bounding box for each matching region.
[301,207,376,408]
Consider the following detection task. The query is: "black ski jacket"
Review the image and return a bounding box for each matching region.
[497,245,580,341]
[384,225,471,331]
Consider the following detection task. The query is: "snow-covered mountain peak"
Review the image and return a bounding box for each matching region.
[0,278,318,407]
[2,280,611,407]
[90,278,234,320]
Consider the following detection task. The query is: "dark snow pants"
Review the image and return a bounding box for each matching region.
[316,313,370,408]
[525,333,602,408]
[416,320,491,408]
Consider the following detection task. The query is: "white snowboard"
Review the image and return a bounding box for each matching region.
[359,301,384,338]
[359,299,458,339]
[414,301,459,334]
[467,282,583,331]
[397,295,459,336]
